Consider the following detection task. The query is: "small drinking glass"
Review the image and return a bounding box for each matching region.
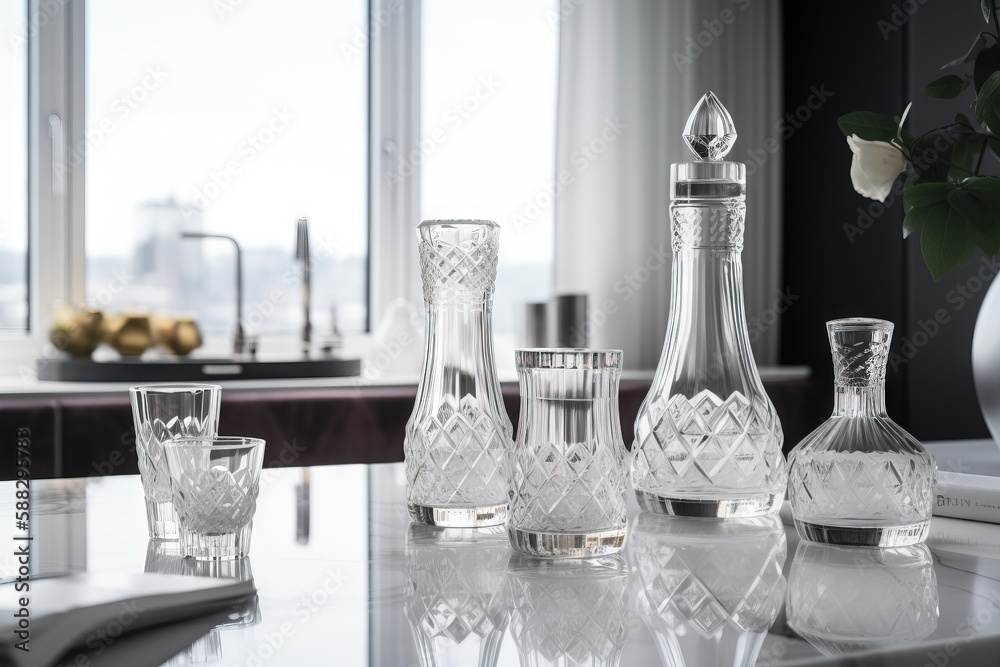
[130,384,221,540]
[163,436,265,561]
[508,349,628,558]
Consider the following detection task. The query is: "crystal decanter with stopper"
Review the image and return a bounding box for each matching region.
[788,318,936,546]
[404,220,514,527]
[631,91,787,517]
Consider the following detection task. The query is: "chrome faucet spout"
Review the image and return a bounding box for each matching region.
[181,231,245,356]
[294,217,311,356]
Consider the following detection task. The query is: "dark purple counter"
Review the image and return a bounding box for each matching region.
[0,377,811,480]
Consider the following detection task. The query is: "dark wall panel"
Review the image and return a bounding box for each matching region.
[781,0,909,437]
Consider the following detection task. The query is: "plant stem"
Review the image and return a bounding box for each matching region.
[976,139,989,174]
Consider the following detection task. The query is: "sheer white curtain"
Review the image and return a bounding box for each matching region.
[553,0,783,369]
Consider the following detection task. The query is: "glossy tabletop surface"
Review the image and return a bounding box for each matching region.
[3,462,1000,666]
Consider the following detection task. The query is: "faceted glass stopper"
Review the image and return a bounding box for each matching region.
[683,91,737,161]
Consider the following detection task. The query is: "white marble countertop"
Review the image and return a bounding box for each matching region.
[2,448,999,666]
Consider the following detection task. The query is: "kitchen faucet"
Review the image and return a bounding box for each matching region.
[181,231,245,356]
[295,217,311,357]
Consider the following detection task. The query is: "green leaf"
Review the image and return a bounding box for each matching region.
[974,44,1000,92]
[963,178,1000,254]
[950,133,987,179]
[922,74,971,98]
[942,33,990,69]
[920,200,971,280]
[904,199,948,238]
[976,70,1000,131]
[949,187,1000,256]
[987,134,1000,160]
[904,181,953,209]
[837,111,900,142]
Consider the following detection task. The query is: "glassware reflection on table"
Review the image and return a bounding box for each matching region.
[130,384,221,540]
[404,524,509,667]
[787,542,938,655]
[628,513,786,667]
[504,555,629,667]
[631,92,786,519]
[404,220,513,528]
[150,541,261,667]
[788,318,936,547]
[508,348,628,558]
[163,436,265,561]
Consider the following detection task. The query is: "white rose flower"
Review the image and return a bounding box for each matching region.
[846,134,907,202]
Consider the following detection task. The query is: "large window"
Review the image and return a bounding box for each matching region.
[7,0,559,373]
[421,0,557,334]
[0,1,29,331]
[85,0,369,337]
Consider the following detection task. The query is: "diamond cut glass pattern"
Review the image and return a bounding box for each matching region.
[130,384,221,540]
[164,436,264,560]
[504,557,628,667]
[509,349,628,558]
[787,542,939,656]
[631,93,785,518]
[628,513,786,667]
[405,221,513,527]
[404,525,509,667]
[787,319,936,547]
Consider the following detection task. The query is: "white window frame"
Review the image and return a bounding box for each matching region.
[3,0,420,378]
[368,0,423,323]
[0,0,85,378]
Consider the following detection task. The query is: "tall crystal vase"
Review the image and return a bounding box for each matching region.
[405,220,513,527]
[631,92,786,517]
[404,525,509,667]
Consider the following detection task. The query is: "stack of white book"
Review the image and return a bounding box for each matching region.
[928,440,1000,524]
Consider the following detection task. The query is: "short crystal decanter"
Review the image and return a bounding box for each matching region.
[631,92,787,517]
[788,318,937,546]
[404,220,514,527]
